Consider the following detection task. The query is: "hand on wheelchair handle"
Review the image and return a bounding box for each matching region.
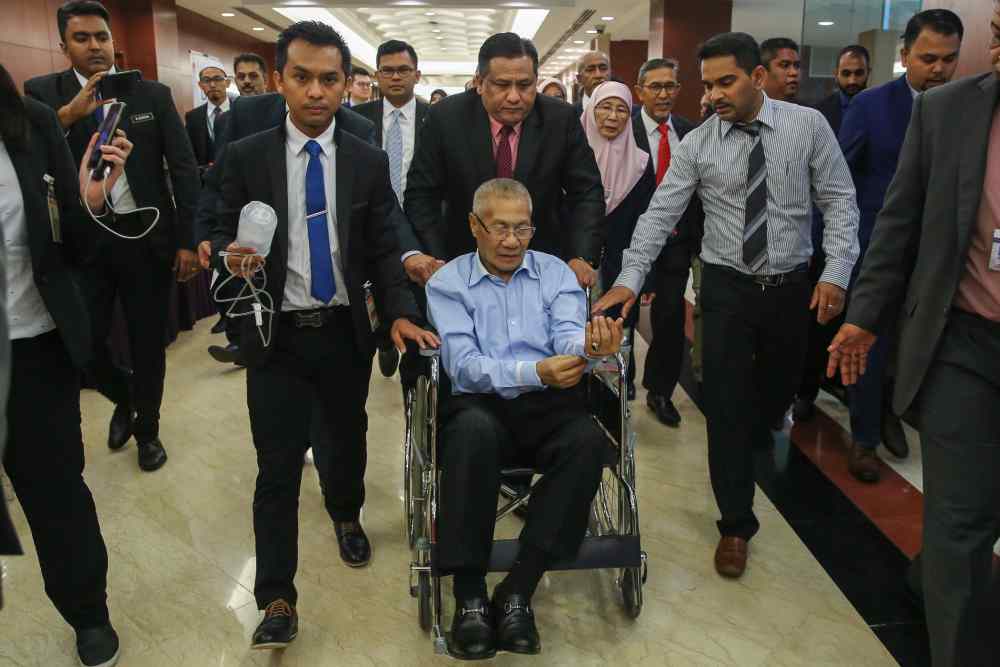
[592,286,637,319]
[537,355,588,389]
[391,318,440,353]
[586,316,625,358]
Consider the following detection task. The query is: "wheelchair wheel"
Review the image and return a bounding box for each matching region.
[591,467,634,538]
[621,566,643,619]
[404,378,430,550]
[417,571,432,632]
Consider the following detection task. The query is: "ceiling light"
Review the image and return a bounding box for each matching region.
[252,26,264,31]
[510,9,548,40]
[221,12,235,18]
[436,36,443,40]
[817,20,835,26]
[585,29,597,34]
[432,29,441,33]
[573,40,585,44]
[425,11,435,16]
[601,16,615,21]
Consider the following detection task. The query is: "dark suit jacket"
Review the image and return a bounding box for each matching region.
[351,98,430,148]
[194,92,376,244]
[404,90,605,263]
[839,75,914,255]
[24,69,201,252]
[846,74,998,415]
[209,123,420,367]
[814,91,846,136]
[184,102,219,166]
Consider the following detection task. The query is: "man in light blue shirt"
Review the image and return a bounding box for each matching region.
[425,178,622,660]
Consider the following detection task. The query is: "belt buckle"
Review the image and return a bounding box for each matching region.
[294,310,324,328]
[753,273,783,290]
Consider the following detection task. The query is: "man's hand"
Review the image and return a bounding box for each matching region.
[198,240,212,269]
[59,71,112,128]
[390,318,441,352]
[536,355,588,389]
[174,249,201,282]
[810,281,846,325]
[591,285,638,319]
[79,130,132,212]
[826,323,877,386]
[585,316,625,357]
[223,242,264,278]
[990,39,1000,79]
[640,292,656,306]
[568,258,597,289]
[403,253,445,286]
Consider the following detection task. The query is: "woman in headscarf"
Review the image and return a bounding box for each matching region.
[583,81,654,399]
[537,77,568,101]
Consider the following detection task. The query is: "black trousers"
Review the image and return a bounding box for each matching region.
[82,233,173,443]
[436,386,605,575]
[642,248,690,398]
[3,330,110,630]
[700,264,811,540]
[247,309,373,608]
[918,310,1000,667]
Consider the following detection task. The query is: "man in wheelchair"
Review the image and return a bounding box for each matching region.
[425,178,624,659]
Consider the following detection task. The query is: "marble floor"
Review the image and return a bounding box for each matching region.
[0,322,899,666]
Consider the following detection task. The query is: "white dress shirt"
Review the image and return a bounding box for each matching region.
[207,97,231,141]
[0,139,56,339]
[283,115,349,310]
[382,96,417,203]
[73,67,138,212]
[639,107,679,177]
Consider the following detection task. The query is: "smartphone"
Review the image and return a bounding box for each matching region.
[97,69,141,100]
[87,101,126,179]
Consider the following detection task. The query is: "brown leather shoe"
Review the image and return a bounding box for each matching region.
[848,442,881,484]
[714,537,748,578]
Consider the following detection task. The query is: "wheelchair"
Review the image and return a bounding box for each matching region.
[401,340,646,654]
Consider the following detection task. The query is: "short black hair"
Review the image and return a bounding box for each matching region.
[836,44,870,69]
[352,67,371,79]
[902,9,964,50]
[697,32,762,75]
[276,20,352,78]
[477,33,539,77]
[638,57,679,84]
[431,88,447,98]
[377,39,418,69]
[760,37,799,67]
[0,64,30,153]
[234,52,267,74]
[57,0,111,42]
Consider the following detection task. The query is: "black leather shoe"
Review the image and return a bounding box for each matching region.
[76,624,120,667]
[208,343,244,366]
[492,591,541,655]
[252,599,298,650]
[211,316,228,335]
[107,404,133,451]
[137,439,167,472]
[646,393,681,427]
[792,398,816,422]
[881,413,910,459]
[334,521,371,567]
[378,344,400,378]
[449,597,496,660]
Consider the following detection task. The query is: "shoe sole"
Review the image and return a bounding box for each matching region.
[251,637,297,650]
[79,647,120,667]
[209,350,240,364]
[138,454,168,472]
[342,555,371,568]
[497,645,542,656]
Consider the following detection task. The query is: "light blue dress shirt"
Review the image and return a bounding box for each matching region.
[426,250,588,398]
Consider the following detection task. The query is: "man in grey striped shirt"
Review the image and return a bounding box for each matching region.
[595,32,859,579]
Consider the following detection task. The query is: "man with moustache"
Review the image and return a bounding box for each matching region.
[234,52,268,97]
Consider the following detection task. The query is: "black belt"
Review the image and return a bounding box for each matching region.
[710,263,809,288]
[280,306,349,328]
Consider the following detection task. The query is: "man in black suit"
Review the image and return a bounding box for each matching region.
[573,50,611,117]
[185,65,230,170]
[829,10,1000,661]
[352,39,430,378]
[631,57,703,427]
[404,32,604,291]
[210,22,437,649]
[24,0,201,472]
[813,44,870,136]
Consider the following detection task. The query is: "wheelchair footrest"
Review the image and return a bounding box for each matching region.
[443,535,641,574]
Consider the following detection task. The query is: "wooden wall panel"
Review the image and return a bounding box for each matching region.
[923,0,995,78]
[609,39,649,92]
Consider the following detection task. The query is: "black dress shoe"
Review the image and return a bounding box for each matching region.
[334,521,371,567]
[377,344,400,377]
[881,413,910,459]
[252,599,298,650]
[449,597,496,660]
[211,316,228,335]
[208,343,243,365]
[492,591,541,655]
[107,404,133,451]
[792,398,816,422]
[646,393,681,427]
[76,624,120,667]
[137,439,168,472]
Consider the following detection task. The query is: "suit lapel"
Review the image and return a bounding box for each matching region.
[334,128,354,261]
[513,106,542,182]
[265,128,290,269]
[956,76,998,253]
[374,100,384,147]
[471,101,496,184]
[414,101,428,153]
[632,110,651,153]
[891,76,913,138]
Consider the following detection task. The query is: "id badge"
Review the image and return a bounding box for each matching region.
[43,174,62,243]
[363,281,380,332]
[990,230,1000,272]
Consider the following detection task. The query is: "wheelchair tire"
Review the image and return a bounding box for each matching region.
[418,572,433,632]
[621,566,643,619]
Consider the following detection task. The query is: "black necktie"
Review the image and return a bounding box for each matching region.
[739,123,768,272]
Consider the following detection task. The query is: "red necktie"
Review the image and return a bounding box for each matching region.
[656,122,671,185]
[496,125,514,179]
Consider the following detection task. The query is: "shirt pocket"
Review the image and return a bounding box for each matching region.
[774,159,811,216]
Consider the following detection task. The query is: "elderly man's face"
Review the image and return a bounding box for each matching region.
[468,196,533,279]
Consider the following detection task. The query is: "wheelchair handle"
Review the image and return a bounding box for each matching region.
[419,347,440,358]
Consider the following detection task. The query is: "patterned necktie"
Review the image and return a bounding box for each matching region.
[739,123,768,272]
[386,108,404,201]
[495,125,514,179]
[656,122,671,186]
[209,105,222,141]
[304,140,337,303]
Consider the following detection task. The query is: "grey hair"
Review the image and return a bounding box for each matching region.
[638,57,680,84]
[472,178,533,218]
[577,50,610,74]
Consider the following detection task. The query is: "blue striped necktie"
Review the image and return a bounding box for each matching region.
[304,140,337,303]
[739,123,768,272]
[386,108,404,201]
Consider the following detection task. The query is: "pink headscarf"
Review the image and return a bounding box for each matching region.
[582,81,649,215]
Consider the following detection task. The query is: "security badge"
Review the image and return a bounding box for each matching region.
[363,281,380,332]
[43,174,61,243]
[989,230,1000,272]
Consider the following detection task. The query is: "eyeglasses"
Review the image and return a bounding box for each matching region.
[200,76,229,85]
[378,66,415,78]
[642,82,680,96]
[473,213,535,240]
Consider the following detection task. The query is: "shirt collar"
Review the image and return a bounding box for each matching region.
[488,115,522,140]
[383,96,417,120]
[210,97,231,114]
[905,76,920,99]
[285,113,336,156]
[641,107,673,137]
[469,250,537,286]
[74,65,116,90]
[719,92,775,138]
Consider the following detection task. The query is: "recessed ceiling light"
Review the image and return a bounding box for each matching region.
[425,11,435,15]
[601,16,615,21]
[435,36,443,40]
[585,29,597,34]
[221,12,235,17]
[817,20,835,26]
[252,26,264,31]
[573,40,585,44]
[432,29,440,32]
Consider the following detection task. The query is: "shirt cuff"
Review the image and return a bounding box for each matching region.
[614,267,644,297]
[401,250,421,263]
[819,258,853,291]
[516,361,543,388]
